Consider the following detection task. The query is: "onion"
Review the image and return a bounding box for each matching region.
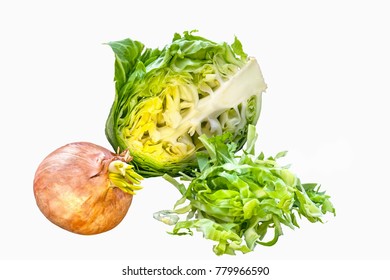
[33,142,143,235]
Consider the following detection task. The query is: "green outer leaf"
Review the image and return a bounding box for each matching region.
[105,38,146,151]
[106,39,145,93]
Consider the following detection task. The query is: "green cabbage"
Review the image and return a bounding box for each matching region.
[105,31,267,177]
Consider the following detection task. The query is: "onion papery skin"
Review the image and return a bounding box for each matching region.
[33,142,133,235]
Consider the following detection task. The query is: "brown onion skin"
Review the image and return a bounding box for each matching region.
[33,142,133,235]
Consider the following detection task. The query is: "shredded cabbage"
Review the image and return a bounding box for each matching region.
[154,125,335,255]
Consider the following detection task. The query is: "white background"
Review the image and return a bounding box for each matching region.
[1,0,389,278]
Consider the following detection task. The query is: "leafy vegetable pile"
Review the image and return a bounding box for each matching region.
[154,125,335,255]
[105,30,266,177]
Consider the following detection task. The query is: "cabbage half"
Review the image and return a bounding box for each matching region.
[105,31,267,177]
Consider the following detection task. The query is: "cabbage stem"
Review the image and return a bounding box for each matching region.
[162,58,266,142]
